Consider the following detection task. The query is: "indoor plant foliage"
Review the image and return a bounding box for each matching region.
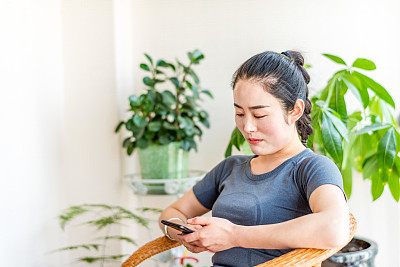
[53,204,156,266]
[226,53,400,202]
[115,49,213,154]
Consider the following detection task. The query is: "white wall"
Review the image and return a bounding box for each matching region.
[1,0,399,266]
[127,0,400,266]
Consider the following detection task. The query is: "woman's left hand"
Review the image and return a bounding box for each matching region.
[178,217,240,253]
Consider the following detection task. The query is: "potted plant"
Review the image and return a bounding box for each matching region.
[52,204,151,266]
[115,49,213,192]
[225,53,398,266]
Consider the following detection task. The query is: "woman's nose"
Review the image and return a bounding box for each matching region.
[243,117,257,133]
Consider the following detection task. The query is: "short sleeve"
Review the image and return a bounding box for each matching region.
[297,155,347,201]
[192,158,230,210]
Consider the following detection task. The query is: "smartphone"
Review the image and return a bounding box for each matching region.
[161,220,195,234]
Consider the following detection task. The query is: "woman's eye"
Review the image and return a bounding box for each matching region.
[235,114,244,117]
[254,115,266,118]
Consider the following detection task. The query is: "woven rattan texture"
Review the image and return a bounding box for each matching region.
[121,236,181,267]
[122,213,356,267]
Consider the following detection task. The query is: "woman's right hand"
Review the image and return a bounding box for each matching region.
[175,225,208,253]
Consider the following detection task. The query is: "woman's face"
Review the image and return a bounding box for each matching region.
[233,79,297,156]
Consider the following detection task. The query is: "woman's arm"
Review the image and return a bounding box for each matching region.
[182,184,349,252]
[158,189,210,242]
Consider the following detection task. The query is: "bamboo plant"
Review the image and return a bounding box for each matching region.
[225,54,400,202]
[53,204,157,266]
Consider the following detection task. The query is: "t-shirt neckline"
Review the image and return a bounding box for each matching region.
[245,148,311,180]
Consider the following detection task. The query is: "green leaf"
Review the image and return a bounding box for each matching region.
[129,95,140,106]
[352,58,376,71]
[159,135,172,145]
[389,156,400,201]
[325,111,349,142]
[322,54,347,66]
[115,121,125,133]
[143,77,155,87]
[133,114,147,128]
[140,63,150,71]
[97,236,137,246]
[321,112,343,166]
[351,123,391,136]
[144,53,153,66]
[148,121,161,132]
[161,90,177,106]
[122,137,131,148]
[51,244,103,253]
[362,154,378,179]
[191,49,204,63]
[353,71,395,108]
[127,142,135,155]
[156,59,169,68]
[371,173,384,201]
[377,127,396,182]
[341,74,369,109]
[342,143,353,198]
[224,142,233,157]
[201,89,213,99]
[169,77,180,89]
[189,69,200,85]
[137,138,150,149]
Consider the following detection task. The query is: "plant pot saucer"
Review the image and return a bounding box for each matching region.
[124,170,206,195]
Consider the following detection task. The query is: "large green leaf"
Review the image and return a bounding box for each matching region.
[371,173,384,201]
[342,143,353,198]
[351,123,391,136]
[353,71,395,108]
[325,111,349,142]
[321,112,343,166]
[322,54,347,66]
[352,58,376,71]
[389,156,400,202]
[362,154,378,179]
[341,74,369,109]
[377,127,396,183]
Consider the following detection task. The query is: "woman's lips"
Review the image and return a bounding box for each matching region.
[248,138,263,144]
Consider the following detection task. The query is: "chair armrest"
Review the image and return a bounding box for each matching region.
[255,213,357,267]
[122,213,356,267]
[121,236,181,267]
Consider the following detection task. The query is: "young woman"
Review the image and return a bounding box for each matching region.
[158,50,349,266]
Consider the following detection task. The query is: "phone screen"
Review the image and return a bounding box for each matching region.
[161,220,195,234]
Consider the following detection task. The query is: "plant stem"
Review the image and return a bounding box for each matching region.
[100,223,112,267]
[175,62,193,120]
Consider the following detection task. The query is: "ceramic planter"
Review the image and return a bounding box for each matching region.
[322,237,378,267]
[137,142,189,194]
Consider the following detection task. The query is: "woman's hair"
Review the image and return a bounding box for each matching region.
[232,50,313,147]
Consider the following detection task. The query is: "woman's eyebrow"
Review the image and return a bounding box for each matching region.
[234,103,270,110]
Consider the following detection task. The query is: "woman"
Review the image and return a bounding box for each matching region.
[158,50,349,266]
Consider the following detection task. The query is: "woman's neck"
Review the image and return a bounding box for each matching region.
[251,137,306,175]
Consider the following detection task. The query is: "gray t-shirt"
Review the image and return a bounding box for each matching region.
[192,148,345,267]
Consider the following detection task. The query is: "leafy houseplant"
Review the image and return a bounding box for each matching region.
[225,53,400,202]
[53,204,151,266]
[115,49,213,182]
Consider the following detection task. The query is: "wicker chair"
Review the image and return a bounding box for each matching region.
[122,213,356,267]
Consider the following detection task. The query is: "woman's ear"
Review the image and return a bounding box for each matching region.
[289,99,305,124]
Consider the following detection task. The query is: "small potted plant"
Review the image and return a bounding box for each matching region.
[225,53,397,266]
[115,49,212,193]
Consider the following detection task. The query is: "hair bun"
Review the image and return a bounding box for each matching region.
[283,50,310,85]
